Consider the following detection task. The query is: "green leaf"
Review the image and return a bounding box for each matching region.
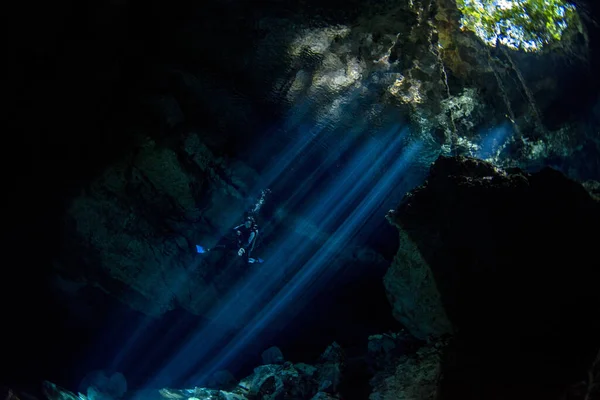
[456,0,577,52]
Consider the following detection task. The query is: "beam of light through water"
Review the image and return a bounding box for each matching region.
[187,139,423,385]
[134,122,421,388]
[256,90,368,192]
[86,95,336,385]
[476,122,513,159]
[96,97,347,375]
[88,79,425,391]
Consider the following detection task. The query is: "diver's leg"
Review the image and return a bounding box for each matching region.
[242,250,249,264]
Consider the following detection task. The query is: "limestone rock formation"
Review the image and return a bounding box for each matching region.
[366,331,422,373]
[382,228,453,340]
[261,347,285,366]
[57,132,260,316]
[78,370,127,400]
[385,155,600,399]
[369,342,445,400]
[206,370,236,391]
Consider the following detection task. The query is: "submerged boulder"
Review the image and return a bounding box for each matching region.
[315,342,346,394]
[369,342,445,400]
[156,387,246,400]
[261,346,285,365]
[152,342,346,400]
[382,226,453,340]
[385,155,600,399]
[206,370,237,391]
[366,331,421,372]
[238,362,316,400]
[79,370,127,400]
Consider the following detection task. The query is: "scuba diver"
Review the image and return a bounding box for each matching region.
[196,189,270,264]
[234,216,259,260]
[196,216,261,263]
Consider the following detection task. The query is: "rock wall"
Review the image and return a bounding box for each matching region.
[385,155,600,399]
[369,342,444,400]
[58,132,259,316]
[382,228,452,340]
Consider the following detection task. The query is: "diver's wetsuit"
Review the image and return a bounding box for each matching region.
[211,223,258,263]
[235,223,258,263]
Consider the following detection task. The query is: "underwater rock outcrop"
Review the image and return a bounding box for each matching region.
[369,341,446,400]
[366,331,442,400]
[385,155,600,399]
[381,226,453,340]
[78,370,127,400]
[261,347,285,366]
[175,342,344,399]
[41,343,346,400]
[365,331,422,374]
[57,132,261,317]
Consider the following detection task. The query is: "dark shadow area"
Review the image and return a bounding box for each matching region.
[395,157,600,399]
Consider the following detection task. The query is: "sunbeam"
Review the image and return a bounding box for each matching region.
[476,122,513,160]
[188,139,422,385]
[75,63,434,390]
[128,113,421,388]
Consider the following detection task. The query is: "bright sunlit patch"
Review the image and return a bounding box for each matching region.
[456,0,577,52]
[475,122,513,160]
[388,75,424,104]
[285,27,366,104]
[288,26,351,58]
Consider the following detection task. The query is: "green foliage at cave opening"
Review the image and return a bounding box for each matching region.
[456,0,577,52]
